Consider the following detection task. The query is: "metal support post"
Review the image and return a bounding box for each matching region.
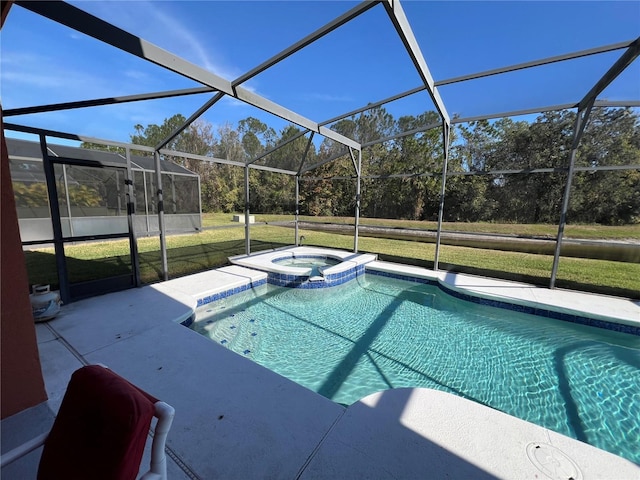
[434,123,450,270]
[171,174,177,214]
[61,163,74,237]
[550,102,594,288]
[39,135,70,303]
[154,151,169,281]
[350,148,362,253]
[296,133,315,175]
[295,176,300,246]
[116,169,122,215]
[142,172,150,234]
[197,174,203,231]
[125,148,141,287]
[244,165,251,255]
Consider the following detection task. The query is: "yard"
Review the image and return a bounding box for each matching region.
[23,213,640,299]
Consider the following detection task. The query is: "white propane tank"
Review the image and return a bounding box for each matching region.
[29,284,61,322]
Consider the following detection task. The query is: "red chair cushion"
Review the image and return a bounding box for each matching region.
[38,365,158,480]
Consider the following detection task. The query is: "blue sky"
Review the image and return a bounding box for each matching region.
[2,1,639,146]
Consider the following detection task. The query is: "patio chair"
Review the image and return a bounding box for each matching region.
[0,364,175,480]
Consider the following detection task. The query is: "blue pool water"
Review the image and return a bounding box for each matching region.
[192,274,640,464]
[272,256,341,276]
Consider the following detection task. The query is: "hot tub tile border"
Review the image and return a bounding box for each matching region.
[267,264,365,288]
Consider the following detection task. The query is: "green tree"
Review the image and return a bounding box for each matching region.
[130,114,187,150]
[304,107,396,217]
[81,107,640,224]
[476,111,574,223]
[249,125,312,214]
[389,112,443,220]
[238,117,276,162]
[570,107,640,224]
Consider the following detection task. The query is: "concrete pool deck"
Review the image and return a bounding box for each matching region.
[2,254,639,479]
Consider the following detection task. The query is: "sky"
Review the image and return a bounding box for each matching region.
[1,1,639,147]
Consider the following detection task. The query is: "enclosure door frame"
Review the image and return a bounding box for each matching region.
[42,142,140,303]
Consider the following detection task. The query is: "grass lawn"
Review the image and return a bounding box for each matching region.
[24,217,640,299]
[205,213,640,241]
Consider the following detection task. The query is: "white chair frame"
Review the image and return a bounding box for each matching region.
[1,368,175,480]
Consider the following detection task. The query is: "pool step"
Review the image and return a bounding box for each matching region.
[222,318,257,356]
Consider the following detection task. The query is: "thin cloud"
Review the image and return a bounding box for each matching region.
[149,7,236,79]
[22,2,267,105]
[2,71,69,90]
[0,52,116,105]
[72,1,240,81]
[123,70,151,81]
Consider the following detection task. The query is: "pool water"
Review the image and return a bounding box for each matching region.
[192,274,640,464]
[273,256,341,276]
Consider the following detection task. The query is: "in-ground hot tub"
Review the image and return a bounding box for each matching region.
[272,255,341,277]
[228,246,377,288]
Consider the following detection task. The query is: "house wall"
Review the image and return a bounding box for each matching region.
[1,113,48,418]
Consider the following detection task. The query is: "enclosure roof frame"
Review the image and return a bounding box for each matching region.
[2,87,217,118]
[3,2,639,174]
[382,0,450,126]
[4,0,640,300]
[13,0,361,152]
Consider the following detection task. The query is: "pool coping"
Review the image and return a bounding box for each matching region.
[152,265,268,312]
[299,387,640,478]
[6,250,639,479]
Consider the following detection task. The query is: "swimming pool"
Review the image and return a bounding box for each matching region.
[192,273,640,464]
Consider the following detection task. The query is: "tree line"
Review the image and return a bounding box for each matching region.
[87,106,640,225]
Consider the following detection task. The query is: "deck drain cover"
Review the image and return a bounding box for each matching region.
[526,443,582,480]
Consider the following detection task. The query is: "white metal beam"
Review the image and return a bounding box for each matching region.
[155,92,225,150]
[159,149,297,175]
[4,122,156,153]
[578,37,640,111]
[233,1,380,87]
[300,149,350,174]
[247,129,310,166]
[17,1,361,152]
[3,87,216,117]
[436,39,635,86]
[234,87,360,149]
[382,0,450,125]
[160,3,379,159]
[15,1,234,94]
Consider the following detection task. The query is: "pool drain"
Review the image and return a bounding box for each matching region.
[526,443,582,480]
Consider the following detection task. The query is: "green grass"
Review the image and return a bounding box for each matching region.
[205,213,640,241]
[24,219,640,299]
[281,226,638,294]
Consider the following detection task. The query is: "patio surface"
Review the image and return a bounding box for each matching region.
[2,252,639,479]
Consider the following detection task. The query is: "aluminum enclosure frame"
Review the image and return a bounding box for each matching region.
[3,0,639,298]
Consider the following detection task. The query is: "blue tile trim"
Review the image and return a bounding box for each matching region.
[366,268,640,336]
[265,263,366,289]
[196,278,267,307]
[192,268,637,336]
